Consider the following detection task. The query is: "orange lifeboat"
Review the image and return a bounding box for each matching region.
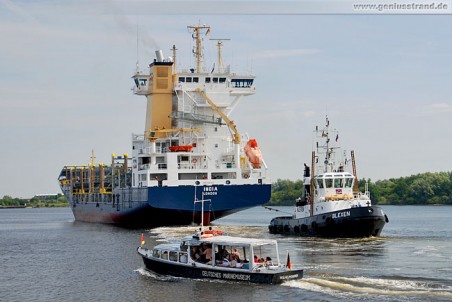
[244,139,263,169]
[169,145,193,152]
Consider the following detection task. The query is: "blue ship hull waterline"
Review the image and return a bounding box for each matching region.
[71,184,271,228]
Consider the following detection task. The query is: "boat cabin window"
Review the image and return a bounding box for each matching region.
[193,77,199,83]
[161,251,169,260]
[205,77,211,83]
[179,253,188,263]
[179,77,185,82]
[153,250,160,258]
[334,178,343,188]
[316,179,324,189]
[345,178,354,188]
[186,77,192,83]
[213,77,218,83]
[169,251,178,262]
[219,77,226,83]
[213,245,251,269]
[325,178,333,188]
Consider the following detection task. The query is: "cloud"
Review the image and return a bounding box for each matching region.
[0,0,39,24]
[418,102,452,116]
[252,48,321,59]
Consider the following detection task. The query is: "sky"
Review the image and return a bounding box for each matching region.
[1,1,451,198]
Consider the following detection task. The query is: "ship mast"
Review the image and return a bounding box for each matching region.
[210,38,230,73]
[187,24,210,73]
[316,115,339,173]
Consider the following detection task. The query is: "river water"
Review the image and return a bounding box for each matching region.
[1,206,451,301]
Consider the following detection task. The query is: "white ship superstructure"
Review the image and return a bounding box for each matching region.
[59,25,271,227]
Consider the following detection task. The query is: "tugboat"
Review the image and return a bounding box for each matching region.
[57,24,271,228]
[268,116,388,237]
[137,196,303,284]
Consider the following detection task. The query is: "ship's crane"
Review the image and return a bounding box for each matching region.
[195,88,241,144]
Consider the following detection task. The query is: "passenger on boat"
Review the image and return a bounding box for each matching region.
[265,256,273,266]
[191,246,201,261]
[231,248,240,260]
[218,246,229,259]
[229,255,240,268]
[254,255,258,263]
[202,244,213,264]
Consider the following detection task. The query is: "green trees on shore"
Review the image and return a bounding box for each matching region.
[268,171,452,206]
[365,172,452,205]
[0,194,69,208]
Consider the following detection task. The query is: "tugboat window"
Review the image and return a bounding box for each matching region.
[316,179,324,188]
[345,178,353,188]
[325,178,333,188]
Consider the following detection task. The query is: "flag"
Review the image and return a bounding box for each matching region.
[286,252,292,270]
[335,134,339,142]
[206,28,211,35]
[141,233,145,246]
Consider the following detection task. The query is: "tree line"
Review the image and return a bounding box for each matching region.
[268,171,452,206]
[0,194,69,208]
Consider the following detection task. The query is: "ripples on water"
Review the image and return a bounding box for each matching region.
[1,206,452,301]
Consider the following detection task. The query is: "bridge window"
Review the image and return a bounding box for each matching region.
[186,77,192,83]
[231,79,254,88]
[219,77,226,83]
[345,178,354,188]
[334,178,343,188]
[193,77,199,83]
[205,77,211,83]
[325,178,333,188]
[316,179,324,188]
[213,77,218,83]
[179,77,185,82]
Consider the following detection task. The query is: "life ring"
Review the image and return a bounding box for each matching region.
[201,233,213,238]
[243,173,249,179]
[192,158,197,164]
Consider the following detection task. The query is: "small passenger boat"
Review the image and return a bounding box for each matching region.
[137,228,303,284]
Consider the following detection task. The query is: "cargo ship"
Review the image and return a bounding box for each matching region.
[58,25,271,228]
[268,116,388,237]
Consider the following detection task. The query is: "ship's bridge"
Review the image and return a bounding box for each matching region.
[315,172,355,190]
[175,72,256,96]
[314,172,355,202]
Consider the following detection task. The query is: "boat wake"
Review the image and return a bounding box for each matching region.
[283,274,452,300]
[134,267,181,282]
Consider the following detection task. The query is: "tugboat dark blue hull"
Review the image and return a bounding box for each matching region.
[268,206,388,238]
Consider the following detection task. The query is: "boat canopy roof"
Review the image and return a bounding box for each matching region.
[197,235,277,247]
[153,243,181,251]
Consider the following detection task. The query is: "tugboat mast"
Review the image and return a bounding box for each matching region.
[316,115,339,173]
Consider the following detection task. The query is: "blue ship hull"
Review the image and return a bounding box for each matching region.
[70,183,271,228]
